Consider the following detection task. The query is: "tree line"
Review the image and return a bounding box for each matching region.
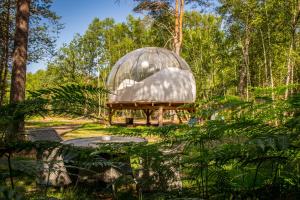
[1,0,300,116]
[26,0,300,101]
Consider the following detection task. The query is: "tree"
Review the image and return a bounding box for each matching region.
[218,0,258,99]
[218,0,300,99]
[26,69,47,91]
[0,0,12,106]
[285,0,300,98]
[9,0,30,132]
[134,0,206,55]
[182,11,227,99]
[174,0,184,55]
[0,0,62,107]
[44,16,152,88]
[10,0,31,104]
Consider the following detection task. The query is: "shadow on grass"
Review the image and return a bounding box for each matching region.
[78,123,190,138]
[26,121,75,128]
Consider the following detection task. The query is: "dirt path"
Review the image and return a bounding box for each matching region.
[27,124,82,138]
[50,124,82,136]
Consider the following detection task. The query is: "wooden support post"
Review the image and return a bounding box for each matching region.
[158,106,164,126]
[146,109,151,126]
[175,110,182,124]
[143,109,151,126]
[130,109,134,118]
[108,108,113,125]
[171,110,179,123]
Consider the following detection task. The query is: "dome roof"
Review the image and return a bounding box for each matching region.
[107,47,196,103]
[107,47,191,90]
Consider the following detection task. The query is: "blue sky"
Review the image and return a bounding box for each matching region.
[28,0,138,73]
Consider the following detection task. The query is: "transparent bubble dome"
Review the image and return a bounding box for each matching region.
[106,47,196,103]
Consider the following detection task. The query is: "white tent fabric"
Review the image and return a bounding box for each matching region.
[109,68,196,103]
[107,47,196,103]
[117,79,138,90]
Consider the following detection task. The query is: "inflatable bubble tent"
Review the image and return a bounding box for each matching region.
[107,47,196,103]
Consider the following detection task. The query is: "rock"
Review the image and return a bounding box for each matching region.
[28,128,72,187]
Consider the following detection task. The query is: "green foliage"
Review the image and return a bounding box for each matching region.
[37,15,153,89]
[0,84,108,143]
[0,185,24,200]
[29,84,109,118]
[79,92,300,198]
[1,88,300,199]
[182,12,228,99]
[26,70,48,91]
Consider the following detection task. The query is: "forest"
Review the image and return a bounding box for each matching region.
[1,0,300,199]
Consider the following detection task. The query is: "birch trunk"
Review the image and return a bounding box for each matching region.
[264,1,274,99]
[239,23,250,99]
[260,29,268,87]
[285,1,300,99]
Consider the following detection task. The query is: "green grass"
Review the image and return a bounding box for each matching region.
[25,117,189,142]
[26,116,93,128]
[26,120,75,128]
[62,123,164,142]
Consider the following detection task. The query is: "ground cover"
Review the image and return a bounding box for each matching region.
[1,94,300,199]
[26,117,167,142]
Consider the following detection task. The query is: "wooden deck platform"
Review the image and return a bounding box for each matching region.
[106,101,195,126]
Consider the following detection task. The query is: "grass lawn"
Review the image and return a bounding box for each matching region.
[25,117,165,142]
[26,116,90,128]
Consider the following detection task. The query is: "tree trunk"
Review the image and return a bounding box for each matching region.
[10,0,31,132]
[238,14,252,100]
[173,0,184,55]
[0,3,4,83]
[178,0,184,55]
[239,28,250,99]
[285,1,300,99]
[238,62,247,97]
[174,0,180,55]
[0,0,11,106]
[260,29,268,87]
[264,1,274,99]
[285,41,294,99]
